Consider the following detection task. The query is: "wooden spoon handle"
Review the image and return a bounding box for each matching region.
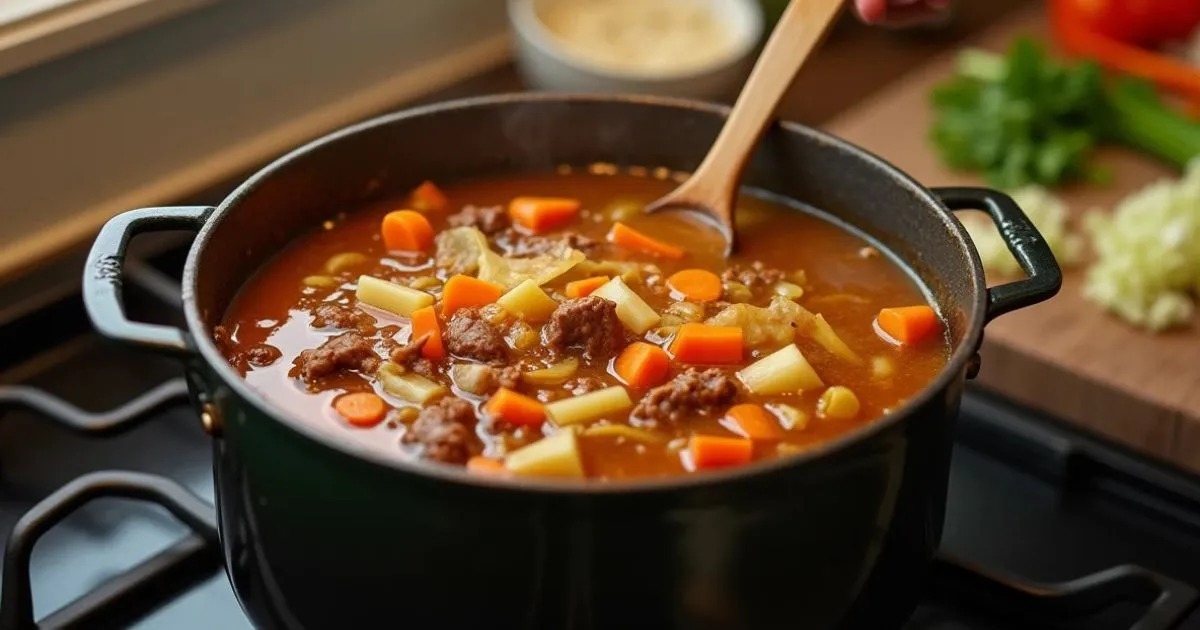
[685,0,848,214]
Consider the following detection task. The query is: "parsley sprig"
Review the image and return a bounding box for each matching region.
[929,38,1200,189]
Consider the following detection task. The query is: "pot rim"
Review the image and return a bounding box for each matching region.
[181,92,987,495]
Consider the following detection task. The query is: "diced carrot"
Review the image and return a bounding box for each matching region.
[666,269,723,302]
[669,323,743,364]
[410,180,448,211]
[606,222,685,259]
[381,210,434,252]
[334,392,388,427]
[565,275,610,298]
[875,306,941,346]
[688,435,754,470]
[483,387,546,427]
[614,342,671,389]
[508,197,581,233]
[410,305,445,360]
[467,456,510,476]
[721,404,783,441]
[441,275,504,315]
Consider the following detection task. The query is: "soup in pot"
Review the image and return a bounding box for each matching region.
[214,170,950,480]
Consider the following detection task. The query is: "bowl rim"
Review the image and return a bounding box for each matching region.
[507,0,766,83]
[182,92,988,497]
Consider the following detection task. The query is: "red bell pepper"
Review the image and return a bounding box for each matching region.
[1151,0,1200,42]
[1050,0,1200,100]
[1053,0,1200,47]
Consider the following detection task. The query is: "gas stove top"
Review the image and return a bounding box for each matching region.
[1,242,1199,630]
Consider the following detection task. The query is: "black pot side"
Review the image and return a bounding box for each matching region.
[81,94,1061,630]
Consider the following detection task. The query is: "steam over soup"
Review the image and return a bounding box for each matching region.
[215,170,950,480]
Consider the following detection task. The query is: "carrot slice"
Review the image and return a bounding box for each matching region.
[689,435,754,470]
[614,342,671,389]
[667,269,723,302]
[442,275,504,315]
[565,275,610,298]
[721,404,783,441]
[410,305,445,360]
[467,456,510,476]
[509,197,580,233]
[875,306,941,346]
[669,323,743,364]
[410,180,448,211]
[606,222,685,259]
[381,210,434,252]
[334,392,388,427]
[483,387,546,427]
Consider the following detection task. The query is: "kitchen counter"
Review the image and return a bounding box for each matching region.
[418,0,1032,126]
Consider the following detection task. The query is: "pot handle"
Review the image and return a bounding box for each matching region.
[83,206,213,357]
[932,187,1063,322]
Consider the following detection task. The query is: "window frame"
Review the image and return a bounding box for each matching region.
[0,0,218,78]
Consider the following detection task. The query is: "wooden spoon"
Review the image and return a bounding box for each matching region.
[645,0,848,255]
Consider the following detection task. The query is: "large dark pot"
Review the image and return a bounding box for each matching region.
[80,94,1059,629]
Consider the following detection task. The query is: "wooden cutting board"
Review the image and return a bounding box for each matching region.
[825,3,1200,473]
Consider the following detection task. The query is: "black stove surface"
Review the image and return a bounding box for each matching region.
[1,245,1198,630]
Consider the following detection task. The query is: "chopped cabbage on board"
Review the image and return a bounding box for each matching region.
[1083,160,1200,332]
[960,186,1084,278]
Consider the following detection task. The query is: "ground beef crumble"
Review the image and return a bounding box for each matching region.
[566,376,607,395]
[310,303,376,333]
[498,230,599,257]
[212,325,235,355]
[722,261,786,289]
[480,365,523,393]
[444,308,508,364]
[292,331,381,384]
[242,344,282,367]
[401,396,480,464]
[213,325,282,372]
[543,296,626,359]
[221,342,282,374]
[453,363,522,397]
[631,368,738,426]
[447,204,509,234]
[386,334,437,377]
[495,365,523,390]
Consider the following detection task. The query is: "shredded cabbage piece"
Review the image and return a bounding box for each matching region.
[809,313,862,364]
[435,227,585,289]
[435,227,488,276]
[480,244,585,289]
[1083,160,1200,332]
[707,296,816,349]
[707,296,862,361]
[523,358,579,386]
[573,259,653,284]
[961,186,1084,277]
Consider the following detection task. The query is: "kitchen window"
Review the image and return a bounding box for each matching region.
[0,0,510,279]
[0,0,82,25]
[0,0,218,78]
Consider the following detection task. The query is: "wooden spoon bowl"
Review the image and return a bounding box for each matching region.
[645,0,848,255]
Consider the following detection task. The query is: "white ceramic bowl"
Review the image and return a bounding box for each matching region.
[508,0,765,102]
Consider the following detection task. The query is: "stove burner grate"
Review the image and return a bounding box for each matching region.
[0,383,1196,629]
[0,471,218,630]
[0,378,218,630]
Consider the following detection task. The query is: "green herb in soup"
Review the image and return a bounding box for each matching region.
[214,171,950,480]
